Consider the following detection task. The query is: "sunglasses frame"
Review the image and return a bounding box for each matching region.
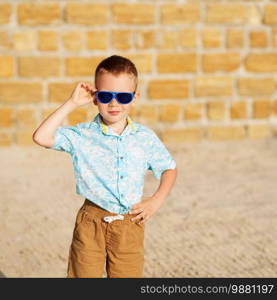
[95,91,136,105]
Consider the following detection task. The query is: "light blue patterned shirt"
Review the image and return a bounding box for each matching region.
[47,113,176,214]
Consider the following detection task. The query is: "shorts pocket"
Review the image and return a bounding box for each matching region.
[128,220,145,249]
[74,209,87,233]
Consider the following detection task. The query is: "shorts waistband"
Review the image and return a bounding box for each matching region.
[81,198,134,222]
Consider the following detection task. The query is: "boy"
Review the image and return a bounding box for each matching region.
[32,55,177,278]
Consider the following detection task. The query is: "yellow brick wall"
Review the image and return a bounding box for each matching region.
[0,0,277,146]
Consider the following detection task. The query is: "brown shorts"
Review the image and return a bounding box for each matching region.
[67,199,145,278]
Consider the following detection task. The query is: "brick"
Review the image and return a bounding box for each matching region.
[161,4,200,24]
[148,80,189,99]
[273,101,277,116]
[17,3,61,25]
[207,101,225,121]
[184,103,204,120]
[41,108,58,121]
[161,128,204,143]
[230,101,247,119]
[157,53,197,73]
[16,109,36,128]
[38,31,58,51]
[272,28,277,47]
[112,4,155,24]
[264,5,277,25]
[62,31,83,51]
[0,56,13,78]
[227,29,244,48]
[203,53,240,72]
[13,31,35,51]
[15,131,35,146]
[124,54,152,74]
[245,54,277,72]
[65,57,105,77]
[179,29,197,48]
[0,31,12,49]
[158,29,197,49]
[160,104,180,122]
[249,31,267,48]
[0,82,43,103]
[48,82,77,103]
[0,108,13,128]
[195,76,233,97]
[238,78,275,96]
[247,124,271,139]
[0,132,13,146]
[112,30,132,50]
[207,126,245,141]
[206,4,248,24]
[68,108,88,125]
[138,104,159,125]
[252,100,271,118]
[202,28,221,48]
[0,4,12,24]
[18,57,60,78]
[87,31,109,50]
[134,30,156,49]
[249,5,261,25]
[65,3,109,25]
[128,106,139,120]
[158,30,180,49]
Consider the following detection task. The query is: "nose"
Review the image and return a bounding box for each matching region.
[109,97,119,105]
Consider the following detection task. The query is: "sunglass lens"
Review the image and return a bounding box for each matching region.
[117,93,133,104]
[97,92,113,103]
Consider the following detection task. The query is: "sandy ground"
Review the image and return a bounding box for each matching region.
[0,137,277,278]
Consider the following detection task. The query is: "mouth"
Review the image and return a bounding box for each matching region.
[108,111,120,115]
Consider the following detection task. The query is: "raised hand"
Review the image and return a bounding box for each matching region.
[68,82,97,107]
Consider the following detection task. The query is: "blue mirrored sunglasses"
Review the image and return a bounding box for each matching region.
[96,91,135,105]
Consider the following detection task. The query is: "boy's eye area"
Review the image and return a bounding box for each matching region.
[96,91,134,104]
[98,92,113,100]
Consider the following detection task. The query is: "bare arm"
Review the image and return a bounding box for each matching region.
[32,82,96,148]
[129,167,178,224]
[32,100,78,148]
[151,167,178,202]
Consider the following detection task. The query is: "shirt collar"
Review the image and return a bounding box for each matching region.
[93,113,137,136]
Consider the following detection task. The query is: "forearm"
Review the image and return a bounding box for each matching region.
[32,99,77,146]
[152,167,178,204]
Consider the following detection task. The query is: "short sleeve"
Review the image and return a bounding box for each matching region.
[146,130,176,180]
[46,125,82,155]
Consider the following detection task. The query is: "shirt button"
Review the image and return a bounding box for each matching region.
[119,137,122,141]
[121,193,124,197]
[120,156,123,159]
[120,175,123,179]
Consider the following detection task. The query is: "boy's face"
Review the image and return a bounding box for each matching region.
[93,71,139,126]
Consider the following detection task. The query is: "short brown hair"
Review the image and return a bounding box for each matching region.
[94,55,138,90]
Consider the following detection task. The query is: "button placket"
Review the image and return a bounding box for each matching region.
[117,136,126,202]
